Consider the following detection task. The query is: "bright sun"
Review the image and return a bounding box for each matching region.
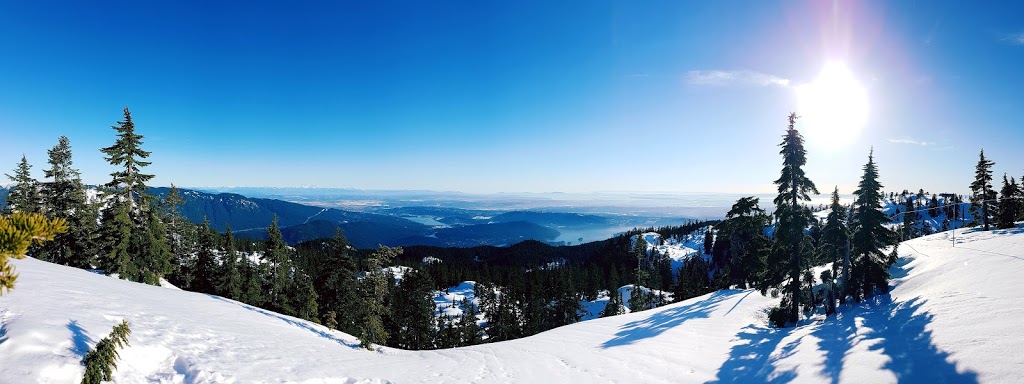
[795,62,869,148]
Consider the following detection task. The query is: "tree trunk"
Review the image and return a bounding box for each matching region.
[982,191,990,231]
[789,194,801,324]
[840,235,850,305]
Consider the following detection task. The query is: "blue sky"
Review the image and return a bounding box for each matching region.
[1,1,1021,194]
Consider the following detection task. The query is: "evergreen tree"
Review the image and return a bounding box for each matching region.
[997,174,1020,229]
[627,284,649,312]
[137,206,173,285]
[703,228,714,255]
[456,298,483,345]
[263,215,293,312]
[5,155,41,214]
[901,198,917,240]
[673,256,711,301]
[718,196,769,289]
[550,272,583,326]
[81,320,131,384]
[600,290,626,317]
[358,245,402,349]
[240,253,264,306]
[969,149,996,230]
[390,268,437,350]
[293,273,320,323]
[100,106,153,207]
[40,136,95,267]
[193,218,218,294]
[320,228,359,333]
[771,113,819,325]
[322,310,339,330]
[849,150,898,301]
[0,212,66,295]
[218,224,242,299]
[1017,176,1024,222]
[819,187,849,312]
[99,203,137,280]
[928,194,940,218]
[160,184,195,287]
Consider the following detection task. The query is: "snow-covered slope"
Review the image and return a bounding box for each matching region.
[2,226,1022,383]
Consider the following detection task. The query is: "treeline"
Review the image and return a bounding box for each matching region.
[691,114,900,327]
[5,109,721,350]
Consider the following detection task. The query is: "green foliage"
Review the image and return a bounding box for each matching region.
[39,136,97,267]
[717,197,770,289]
[263,215,293,312]
[100,106,153,205]
[5,155,41,214]
[770,113,819,326]
[819,187,849,311]
[849,150,898,302]
[81,320,131,384]
[673,255,712,301]
[193,218,218,293]
[997,175,1020,229]
[389,269,437,350]
[600,290,625,317]
[969,149,996,230]
[218,225,243,299]
[99,202,136,280]
[323,310,339,330]
[456,298,483,345]
[358,245,401,349]
[0,212,67,295]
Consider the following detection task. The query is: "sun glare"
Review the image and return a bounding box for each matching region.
[795,62,869,149]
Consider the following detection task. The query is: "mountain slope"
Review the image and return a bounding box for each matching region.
[148,187,431,248]
[1,226,1021,383]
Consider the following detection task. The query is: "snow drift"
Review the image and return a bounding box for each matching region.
[1,226,1021,383]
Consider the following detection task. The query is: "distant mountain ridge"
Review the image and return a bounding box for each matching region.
[148,188,571,248]
[148,187,432,248]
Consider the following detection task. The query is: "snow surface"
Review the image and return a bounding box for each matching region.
[635,229,709,271]
[1,226,1022,383]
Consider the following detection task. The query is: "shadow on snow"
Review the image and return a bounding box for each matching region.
[710,254,979,384]
[206,294,361,350]
[66,319,94,358]
[601,290,740,349]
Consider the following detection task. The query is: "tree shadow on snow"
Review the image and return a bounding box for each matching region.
[861,295,979,383]
[706,324,797,383]
[601,290,738,349]
[66,320,94,358]
[0,321,8,346]
[206,295,361,350]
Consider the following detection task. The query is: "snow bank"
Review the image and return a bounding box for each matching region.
[1,225,1021,382]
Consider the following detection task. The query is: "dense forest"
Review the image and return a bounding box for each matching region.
[3,108,1023,350]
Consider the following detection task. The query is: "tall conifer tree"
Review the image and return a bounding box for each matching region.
[219,224,242,299]
[322,228,359,332]
[771,113,819,324]
[359,245,402,349]
[970,149,996,230]
[263,216,292,312]
[100,107,153,206]
[997,174,1020,229]
[849,150,898,301]
[193,218,217,293]
[5,156,41,214]
[819,187,848,313]
[41,137,96,267]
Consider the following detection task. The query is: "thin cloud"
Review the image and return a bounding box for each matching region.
[1002,32,1024,45]
[888,138,935,146]
[686,70,790,87]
